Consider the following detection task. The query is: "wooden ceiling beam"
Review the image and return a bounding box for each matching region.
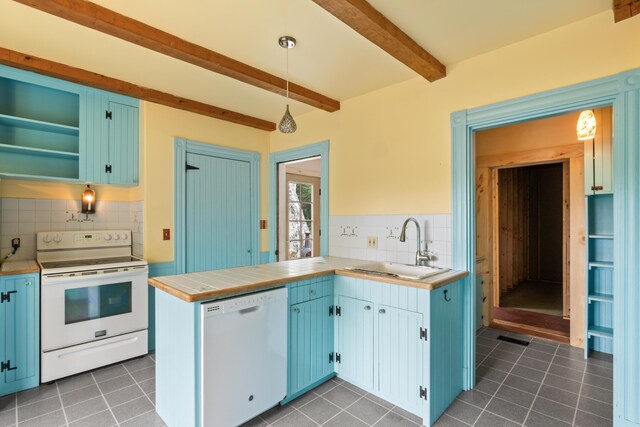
[13,0,340,112]
[312,0,446,81]
[613,0,640,22]
[0,48,276,131]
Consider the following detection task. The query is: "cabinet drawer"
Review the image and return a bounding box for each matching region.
[288,279,330,304]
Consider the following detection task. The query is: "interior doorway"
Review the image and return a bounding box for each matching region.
[277,157,321,261]
[493,162,569,335]
[474,110,601,343]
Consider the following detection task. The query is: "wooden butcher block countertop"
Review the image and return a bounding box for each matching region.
[0,259,40,276]
[149,256,468,302]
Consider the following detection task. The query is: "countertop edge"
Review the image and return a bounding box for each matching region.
[149,270,337,303]
[149,265,469,303]
[0,260,40,276]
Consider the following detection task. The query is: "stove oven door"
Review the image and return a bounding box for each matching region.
[41,267,148,352]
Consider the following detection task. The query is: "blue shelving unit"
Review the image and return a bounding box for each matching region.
[585,194,614,357]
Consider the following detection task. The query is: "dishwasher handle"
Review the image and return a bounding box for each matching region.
[239,306,261,315]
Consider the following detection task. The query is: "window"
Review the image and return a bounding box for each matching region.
[288,181,314,259]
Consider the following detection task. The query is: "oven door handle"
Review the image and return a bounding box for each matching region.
[42,267,149,285]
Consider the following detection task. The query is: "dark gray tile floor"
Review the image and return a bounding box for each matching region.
[0,328,614,426]
[453,327,614,427]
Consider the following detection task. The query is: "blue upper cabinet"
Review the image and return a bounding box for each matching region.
[584,107,613,195]
[0,65,139,186]
[0,274,40,396]
[81,89,139,186]
[0,65,82,181]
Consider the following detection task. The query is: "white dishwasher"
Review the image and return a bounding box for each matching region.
[200,287,288,427]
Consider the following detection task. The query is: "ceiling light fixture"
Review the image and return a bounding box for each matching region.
[278,35,297,134]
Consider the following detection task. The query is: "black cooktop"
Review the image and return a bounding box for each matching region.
[41,256,144,269]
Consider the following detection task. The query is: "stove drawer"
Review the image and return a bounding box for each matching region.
[41,329,147,382]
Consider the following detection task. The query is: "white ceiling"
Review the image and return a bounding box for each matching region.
[2,0,611,126]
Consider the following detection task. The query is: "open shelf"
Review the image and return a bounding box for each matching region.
[0,143,79,160]
[588,234,613,239]
[587,325,613,339]
[588,293,613,304]
[0,114,79,136]
[0,173,80,183]
[589,261,614,269]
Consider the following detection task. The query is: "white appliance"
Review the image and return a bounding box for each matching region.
[37,230,148,382]
[201,287,287,427]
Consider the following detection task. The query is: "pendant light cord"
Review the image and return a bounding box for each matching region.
[286,46,290,100]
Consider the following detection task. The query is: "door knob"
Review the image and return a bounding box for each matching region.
[379,308,386,314]
[364,305,371,310]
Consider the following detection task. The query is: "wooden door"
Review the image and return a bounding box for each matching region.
[285,174,320,260]
[185,152,252,273]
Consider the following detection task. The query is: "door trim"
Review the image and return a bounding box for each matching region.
[451,67,640,400]
[269,141,329,262]
[174,138,260,274]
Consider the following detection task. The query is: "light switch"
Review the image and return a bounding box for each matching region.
[163,229,171,240]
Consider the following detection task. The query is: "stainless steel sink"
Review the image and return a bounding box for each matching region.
[345,262,449,280]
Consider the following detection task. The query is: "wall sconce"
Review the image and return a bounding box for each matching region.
[576,110,597,140]
[81,185,96,214]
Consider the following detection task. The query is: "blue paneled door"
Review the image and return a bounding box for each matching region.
[288,296,333,396]
[107,101,139,185]
[377,305,423,415]
[185,152,252,273]
[1,274,39,395]
[334,295,374,389]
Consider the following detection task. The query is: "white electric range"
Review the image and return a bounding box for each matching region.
[37,230,148,382]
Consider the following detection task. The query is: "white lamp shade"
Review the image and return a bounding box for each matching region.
[577,110,597,140]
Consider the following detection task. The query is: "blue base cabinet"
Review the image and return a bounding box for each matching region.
[287,276,334,399]
[333,275,464,425]
[0,273,40,396]
[155,274,466,426]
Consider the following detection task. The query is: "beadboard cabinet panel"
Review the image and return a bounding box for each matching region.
[288,295,334,397]
[334,295,375,389]
[0,274,40,395]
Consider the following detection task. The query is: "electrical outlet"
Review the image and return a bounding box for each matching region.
[11,238,20,249]
[367,236,378,249]
[162,229,171,241]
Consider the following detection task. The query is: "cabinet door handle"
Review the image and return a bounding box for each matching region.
[379,308,386,314]
[25,281,32,286]
[364,305,371,311]
[293,307,300,314]
[310,289,316,296]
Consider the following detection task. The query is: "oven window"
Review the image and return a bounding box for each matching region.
[65,282,132,324]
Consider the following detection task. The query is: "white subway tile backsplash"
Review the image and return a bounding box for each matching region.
[19,199,35,210]
[329,214,452,268]
[0,198,144,261]
[50,200,67,211]
[2,210,19,223]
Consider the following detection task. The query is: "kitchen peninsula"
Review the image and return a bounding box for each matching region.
[149,257,468,427]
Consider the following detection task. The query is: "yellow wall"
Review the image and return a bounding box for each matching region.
[141,102,269,263]
[270,11,640,215]
[2,10,639,264]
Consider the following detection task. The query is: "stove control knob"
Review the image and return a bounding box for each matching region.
[120,233,128,240]
[43,234,52,243]
[113,234,120,240]
[53,234,63,243]
[104,233,112,241]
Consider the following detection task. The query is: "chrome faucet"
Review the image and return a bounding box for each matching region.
[399,217,431,266]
